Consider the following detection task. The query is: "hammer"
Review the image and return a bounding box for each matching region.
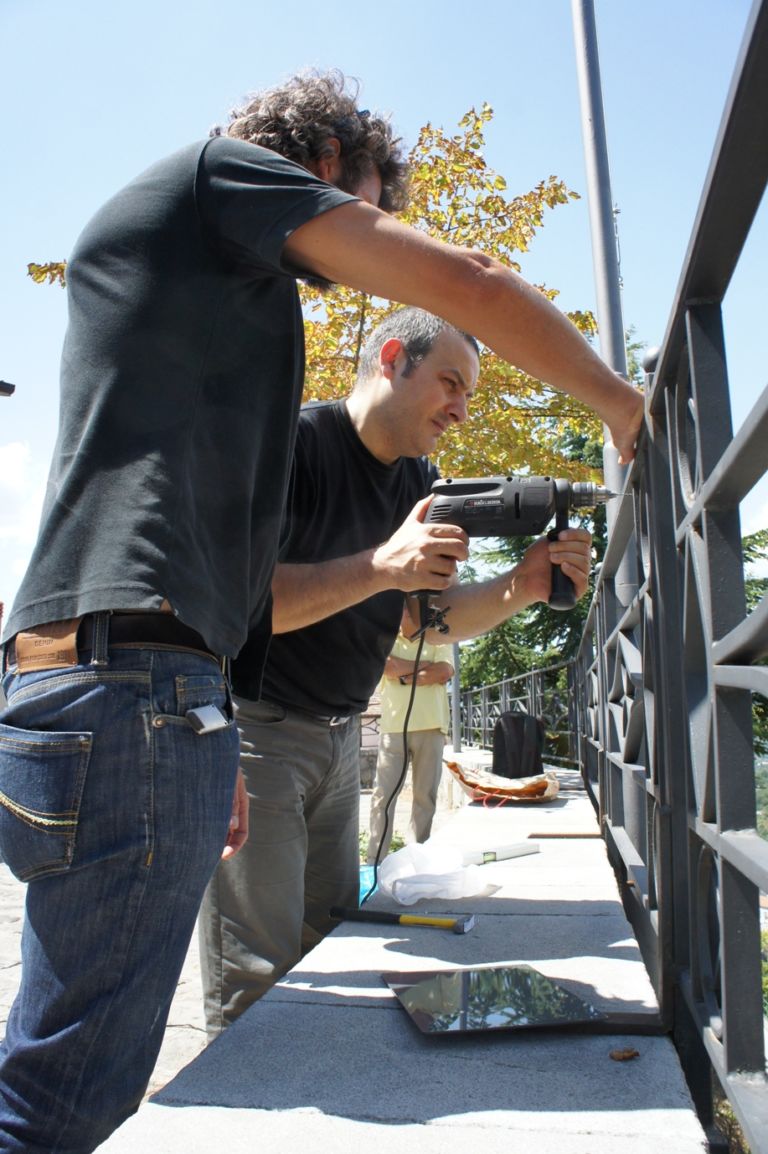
[330,907,476,934]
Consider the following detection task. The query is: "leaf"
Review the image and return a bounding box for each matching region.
[27,261,67,287]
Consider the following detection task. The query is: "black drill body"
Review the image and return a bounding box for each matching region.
[425,475,615,610]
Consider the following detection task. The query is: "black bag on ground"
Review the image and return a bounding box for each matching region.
[491,712,545,779]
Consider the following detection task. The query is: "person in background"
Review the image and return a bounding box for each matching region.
[368,601,454,862]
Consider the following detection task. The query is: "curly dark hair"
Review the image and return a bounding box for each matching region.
[211,70,409,214]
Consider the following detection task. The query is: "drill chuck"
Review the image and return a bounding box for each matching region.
[569,483,617,508]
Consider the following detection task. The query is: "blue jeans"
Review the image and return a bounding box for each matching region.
[0,643,239,1153]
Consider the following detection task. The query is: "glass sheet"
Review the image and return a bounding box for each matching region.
[383,964,607,1034]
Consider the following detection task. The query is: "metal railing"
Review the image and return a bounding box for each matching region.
[460,4,768,1146]
[572,3,768,1147]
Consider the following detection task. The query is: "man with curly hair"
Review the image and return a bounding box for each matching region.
[0,70,641,1151]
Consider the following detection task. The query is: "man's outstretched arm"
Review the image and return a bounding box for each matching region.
[284,202,643,463]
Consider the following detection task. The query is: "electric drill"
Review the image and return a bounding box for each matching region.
[425,474,616,611]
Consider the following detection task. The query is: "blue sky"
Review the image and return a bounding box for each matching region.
[1,0,764,615]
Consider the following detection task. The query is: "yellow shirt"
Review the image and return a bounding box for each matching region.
[378,633,454,735]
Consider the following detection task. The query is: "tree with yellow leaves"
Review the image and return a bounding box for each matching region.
[300,103,602,479]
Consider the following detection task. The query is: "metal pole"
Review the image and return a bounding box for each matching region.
[571,0,627,379]
[451,641,462,751]
[571,0,637,604]
[572,0,642,857]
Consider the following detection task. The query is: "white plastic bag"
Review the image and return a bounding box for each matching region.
[376,842,500,906]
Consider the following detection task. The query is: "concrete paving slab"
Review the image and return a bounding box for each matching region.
[271,910,656,1013]
[368,857,629,905]
[97,1102,708,1154]
[99,998,705,1152]
[164,1001,687,1120]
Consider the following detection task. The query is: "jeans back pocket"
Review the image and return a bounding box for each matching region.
[0,723,92,882]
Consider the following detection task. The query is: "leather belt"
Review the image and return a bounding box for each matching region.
[4,613,216,667]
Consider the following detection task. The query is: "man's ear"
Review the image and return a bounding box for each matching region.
[314,137,342,183]
[379,337,403,380]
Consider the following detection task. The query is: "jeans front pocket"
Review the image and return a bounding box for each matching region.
[0,722,92,881]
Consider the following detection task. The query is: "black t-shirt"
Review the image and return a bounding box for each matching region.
[231,401,439,714]
[5,137,356,658]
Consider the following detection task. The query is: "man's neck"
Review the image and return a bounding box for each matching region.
[344,393,400,465]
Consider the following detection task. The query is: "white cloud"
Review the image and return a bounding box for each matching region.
[0,442,33,495]
[0,441,47,617]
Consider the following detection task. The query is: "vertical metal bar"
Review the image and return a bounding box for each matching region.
[720,855,764,1073]
[451,642,462,752]
[645,379,692,1009]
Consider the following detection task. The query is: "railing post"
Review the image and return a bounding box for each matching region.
[451,642,462,752]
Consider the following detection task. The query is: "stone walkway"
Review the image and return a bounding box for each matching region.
[97,764,707,1154]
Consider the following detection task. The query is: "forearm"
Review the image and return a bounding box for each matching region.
[427,568,536,643]
[272,497,469,633]
[475,265,638,432]
[424,530,592,642]
[439,257,642,458]
[271,553,387,633]
[285,206,643,461]
[417,661,454,685]
[384,655,416,679]
[387,658,454,685]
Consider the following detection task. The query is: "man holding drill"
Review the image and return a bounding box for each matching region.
[200,306,597,1035]
[0,67,640,1149]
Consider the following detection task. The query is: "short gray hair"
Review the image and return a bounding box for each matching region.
[356,308,479,383]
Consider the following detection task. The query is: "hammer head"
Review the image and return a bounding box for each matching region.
[453,914,476,934]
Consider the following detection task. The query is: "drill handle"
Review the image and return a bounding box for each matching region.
[547,501,576,611]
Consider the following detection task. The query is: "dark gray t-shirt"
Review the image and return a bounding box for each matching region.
[5,137,355,657]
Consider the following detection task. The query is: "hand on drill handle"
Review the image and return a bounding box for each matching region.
[370,495,469,592]
[372,494,592,602]
[418,527,594,643]
[513,528,593,606]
